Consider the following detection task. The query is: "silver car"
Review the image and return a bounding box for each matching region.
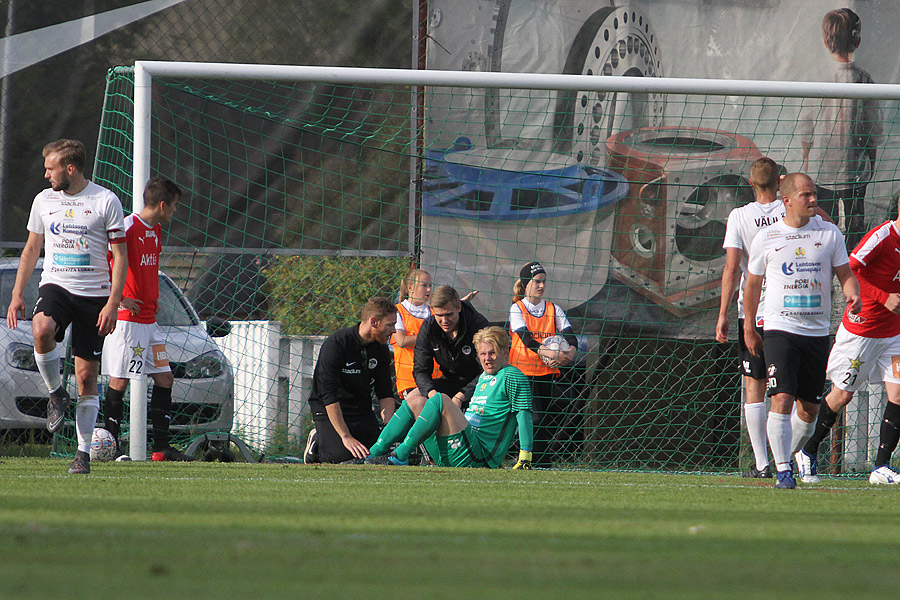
[0,258,234,435]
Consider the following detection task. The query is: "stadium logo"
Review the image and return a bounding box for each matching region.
[781,262,794,275]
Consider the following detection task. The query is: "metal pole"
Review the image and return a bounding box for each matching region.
[129,62,152,460]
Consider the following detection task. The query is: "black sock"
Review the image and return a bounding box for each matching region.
[103,387,126,442]
[875,402,900,467]
[150,386,173,451]
[802,402,839,457]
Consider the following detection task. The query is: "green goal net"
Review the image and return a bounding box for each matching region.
[76,62,900,473]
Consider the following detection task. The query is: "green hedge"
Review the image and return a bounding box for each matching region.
[264,256,410,335]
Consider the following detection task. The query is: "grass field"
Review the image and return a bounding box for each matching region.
[1,458,898,599]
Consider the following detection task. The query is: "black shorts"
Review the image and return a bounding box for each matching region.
[737,318,767,379]
[430,377,466,398]
[763,330,830,403]
[313,410,381,464]
[34,284,107,361]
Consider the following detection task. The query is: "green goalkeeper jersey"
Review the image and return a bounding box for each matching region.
[464,364,533,467]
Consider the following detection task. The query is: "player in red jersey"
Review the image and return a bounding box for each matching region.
[797,195,900,484]
[100,178,193,461]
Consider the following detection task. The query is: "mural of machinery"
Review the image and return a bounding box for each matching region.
[606,127,762,316]
[423,2,665,320]
[421,139,630,321]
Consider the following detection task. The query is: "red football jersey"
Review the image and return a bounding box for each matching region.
[844,220,900,338]
[109,214,160,324]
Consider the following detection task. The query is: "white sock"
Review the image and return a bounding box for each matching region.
[767,412,792,471]
[33,345,62,393]
[75,395,100,454]
[745,401,769,470]
[790,412,816,455]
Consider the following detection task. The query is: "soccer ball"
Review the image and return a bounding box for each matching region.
[540,335,571,366]
[90,427,117,462]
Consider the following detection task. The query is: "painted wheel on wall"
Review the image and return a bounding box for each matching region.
[553,6,664,165]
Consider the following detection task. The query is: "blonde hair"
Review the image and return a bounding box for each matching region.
[473,326,511,356]
[399,267,430,301]
[512,279,527,304]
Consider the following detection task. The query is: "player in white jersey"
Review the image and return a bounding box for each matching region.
[743,173,860,489]
[6,140,127,475]
[716,158,784,478]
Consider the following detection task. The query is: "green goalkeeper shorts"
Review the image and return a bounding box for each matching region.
[422,425,491,468]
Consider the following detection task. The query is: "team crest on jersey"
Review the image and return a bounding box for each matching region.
[82,209,93,219]
[368,358,377,370]
[489,378,497,386]
[462,345,471,355]
[814,242,823,251]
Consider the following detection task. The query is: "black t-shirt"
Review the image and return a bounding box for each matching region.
[308,325,394,421]
[413,301,490,400]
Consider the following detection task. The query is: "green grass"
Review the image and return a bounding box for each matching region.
[1,459,898,599]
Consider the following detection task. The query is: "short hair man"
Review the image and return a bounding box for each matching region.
[716,157,785,478]
[743,173,860,489]
[798,7,882,250]
[796,193,900,484]
[5,139,128,474]
[366,326,534,468]
[305,297,398,464]
[101,178,192,461]
[364,284,489,459]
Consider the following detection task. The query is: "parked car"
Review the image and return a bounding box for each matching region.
[0,258,234,435]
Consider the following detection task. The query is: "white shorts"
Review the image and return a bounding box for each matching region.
[827,324,900,392]
[101,320,171,379]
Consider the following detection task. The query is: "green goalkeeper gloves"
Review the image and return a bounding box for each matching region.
[512,450,532,470]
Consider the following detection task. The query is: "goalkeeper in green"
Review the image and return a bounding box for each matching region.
[366,326,534,468]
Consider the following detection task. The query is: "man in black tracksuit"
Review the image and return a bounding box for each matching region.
[413,284,491,409]
[306,297,398,463]
[364,285,490,459]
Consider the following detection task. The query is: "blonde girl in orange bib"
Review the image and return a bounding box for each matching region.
[509,261,577,467]
[392,267,441,399]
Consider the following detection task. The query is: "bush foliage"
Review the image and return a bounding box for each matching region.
[264,256,410,335]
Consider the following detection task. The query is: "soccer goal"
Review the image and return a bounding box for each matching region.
[90,60,900,472]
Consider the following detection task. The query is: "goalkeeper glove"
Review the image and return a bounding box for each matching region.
[512,450,532,470]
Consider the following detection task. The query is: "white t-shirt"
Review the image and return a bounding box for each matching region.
[723,199,784,321]
[394,298,431,333]
[27,181,126,297]
[508,298,572,332]
[747,216,849,336]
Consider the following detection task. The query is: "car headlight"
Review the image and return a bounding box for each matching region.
[7,342,38,371]
[177,350,227,379]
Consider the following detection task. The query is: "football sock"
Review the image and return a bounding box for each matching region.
[75,395,100,454]
[368,401,415,456]
[744,401,768,471]
[394,394,443,462]
[790,411,816,455]
[33,345,62,394]
[802,402,839,457]
[103,387,126,441]
[150,386,173,451]
[874,401,900,467]
[767,411,792,472]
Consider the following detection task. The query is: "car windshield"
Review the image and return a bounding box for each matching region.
[157,275,199,327]
[0,267,197,327]
[0,267,40,320]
